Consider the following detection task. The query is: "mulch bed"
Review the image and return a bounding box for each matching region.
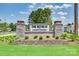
[14,39,69,45]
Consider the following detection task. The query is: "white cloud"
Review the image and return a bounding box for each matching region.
[31,3,37,6]
[54,5,63,9]
[54,3,72,9]
[38,6,42,9]
[51,10,55,15]
[29,5,34,8]
[44,5,53,9]
[58,11,67,15]
[29,3,36,9]
[52,12,55,15]
[28,9,33,13]
[60,16,66,19]
[19,11,29,15]
[63,4,72,8]
[10,14,14,17]
[37,4,54,9]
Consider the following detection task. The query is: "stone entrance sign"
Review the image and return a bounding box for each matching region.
[16,20,64,39]
[54,21,63,37]
[16,20,25,39]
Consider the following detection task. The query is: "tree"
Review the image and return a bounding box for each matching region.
[1,22,9,32]
[29,8,51,23]
[9,23,16,31]
[29,8,52,30]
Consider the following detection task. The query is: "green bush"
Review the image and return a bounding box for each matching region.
[25,36,29,39]
[0,37,4,41]
[68,33,75,39]
[60,33,67,39]
[46,35,50,38]
[0,35,16,44]
[55,36,59,39]
[34,36,38,39]
[69,34,79,41]
[39,36,43,40]
[62,33,79,41]
[60,32,79,41]
[76,35,79,41]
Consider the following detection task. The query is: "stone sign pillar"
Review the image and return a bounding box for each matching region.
[54,21,63,37]
[16,20,25,39]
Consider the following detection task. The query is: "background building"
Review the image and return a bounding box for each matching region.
[64,23,74,33]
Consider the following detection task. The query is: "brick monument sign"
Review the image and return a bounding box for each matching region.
[16,20,63,39]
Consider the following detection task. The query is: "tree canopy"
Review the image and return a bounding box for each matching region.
[0,19,16,32]
[0,22,9,32]
[29,8,52,24]
[9,23,16,31]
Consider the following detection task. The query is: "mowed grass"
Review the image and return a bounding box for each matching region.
[0,44,79,56]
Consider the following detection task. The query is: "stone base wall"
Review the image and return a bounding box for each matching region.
[25,31,53,40]
[14,40,67,45]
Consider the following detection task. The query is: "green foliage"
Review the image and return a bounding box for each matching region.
[39,36,43,40]
[46,35,50,38]
[60,32,79,41]
[60,33,68,39]
[55,36,59,39]
[69,34,79,41]
[0,22,9,32]
[9,23,16,31]
[0,35,16,43]
[0,37,4,41]
[34,36,38,39]
[25,36,29,40]
[0,21,16,32]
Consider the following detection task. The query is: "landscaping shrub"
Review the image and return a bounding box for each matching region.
[39,36,43,40]
[76,35,79,41]
[60,33,67,39]
[46,35,50,38]
[25,36,29,40]
[69,34,79,42]
[60,32,79,41]
[9,40,14,44]
[55,36,59,39]
[34,36,38,39]
[0,37,4,41]
[0,35,16,44]
[60,32,79,42]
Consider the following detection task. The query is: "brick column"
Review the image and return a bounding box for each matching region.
[54,21,63,37]
[16,20,25,39]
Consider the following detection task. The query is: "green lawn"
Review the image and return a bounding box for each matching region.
[0,44,79,56]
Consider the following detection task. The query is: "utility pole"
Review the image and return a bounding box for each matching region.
[74,3,78,34]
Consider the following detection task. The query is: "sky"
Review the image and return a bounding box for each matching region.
[0,3,78,25]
